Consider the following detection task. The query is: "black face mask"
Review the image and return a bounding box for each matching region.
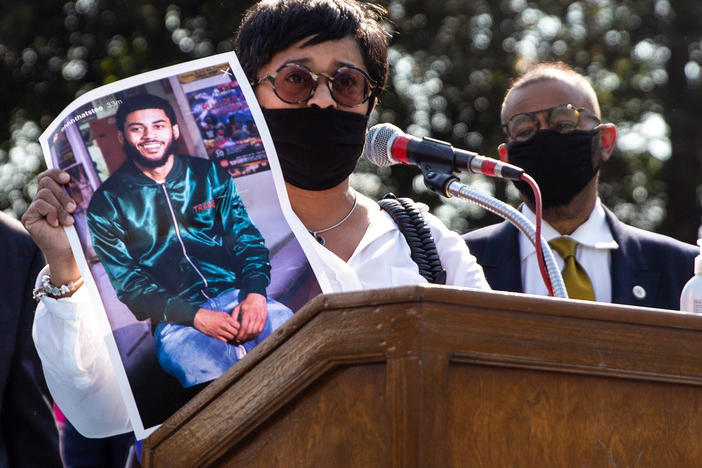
[506,129,601,209]
[261,107,369,191]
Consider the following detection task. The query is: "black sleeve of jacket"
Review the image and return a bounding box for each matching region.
[0,214,62,468]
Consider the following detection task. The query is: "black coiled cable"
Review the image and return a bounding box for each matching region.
[377,193,447,285]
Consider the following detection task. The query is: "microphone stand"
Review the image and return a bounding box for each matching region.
[420,167,568,299]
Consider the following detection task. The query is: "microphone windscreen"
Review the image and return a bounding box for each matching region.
[363,123,401,167]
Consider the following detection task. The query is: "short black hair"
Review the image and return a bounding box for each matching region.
[115,94,177,133]
[235,0,391,91]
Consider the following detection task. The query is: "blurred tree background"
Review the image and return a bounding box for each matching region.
[2,0,701,242]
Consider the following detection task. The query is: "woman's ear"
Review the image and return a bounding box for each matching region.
[365,96,378,116]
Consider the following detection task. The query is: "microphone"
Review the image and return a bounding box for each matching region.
[364,123,523,180]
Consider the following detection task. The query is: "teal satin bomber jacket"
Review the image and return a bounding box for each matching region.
[86,154,270,327]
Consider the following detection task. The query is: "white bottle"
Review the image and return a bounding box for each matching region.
[681,239,702,313]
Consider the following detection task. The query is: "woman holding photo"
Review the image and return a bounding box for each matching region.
[23,0,489,440]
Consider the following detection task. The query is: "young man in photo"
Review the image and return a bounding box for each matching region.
[87,93,292,388]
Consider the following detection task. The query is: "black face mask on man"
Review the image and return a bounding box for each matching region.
[262,107,369,191]
[506,129,601,209]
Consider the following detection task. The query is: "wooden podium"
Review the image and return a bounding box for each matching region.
[142,286,702,467]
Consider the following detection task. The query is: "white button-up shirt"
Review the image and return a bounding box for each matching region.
[304,206,490,292]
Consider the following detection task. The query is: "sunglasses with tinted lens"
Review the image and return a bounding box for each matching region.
[502,104,601,141]
[254,63,378,108]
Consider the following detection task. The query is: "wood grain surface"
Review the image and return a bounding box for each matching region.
[142,286,702,467]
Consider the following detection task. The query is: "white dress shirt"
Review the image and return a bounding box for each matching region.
[304,205,490,292]
[32,204,489,437]
[519,198,619,301]
[32,275,132,437]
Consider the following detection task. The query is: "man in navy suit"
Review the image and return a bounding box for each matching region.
[0,211,62,467]
[463,62,697,309]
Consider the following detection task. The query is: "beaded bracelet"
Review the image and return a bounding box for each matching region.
[32,274,84,301]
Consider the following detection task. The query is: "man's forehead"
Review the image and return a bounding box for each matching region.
[125,108,169,124]
[503,78,595,118]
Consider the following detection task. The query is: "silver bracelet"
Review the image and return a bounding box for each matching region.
[32,274,84,301]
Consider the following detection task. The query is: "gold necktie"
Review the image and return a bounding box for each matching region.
[548,237,595,301]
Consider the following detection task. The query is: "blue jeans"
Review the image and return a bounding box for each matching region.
[154,289,293,388]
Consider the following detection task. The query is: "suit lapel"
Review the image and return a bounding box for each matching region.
[605,208,660,307]
[479,221,523,293]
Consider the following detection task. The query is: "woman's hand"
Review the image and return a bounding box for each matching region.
[21,169,81,284]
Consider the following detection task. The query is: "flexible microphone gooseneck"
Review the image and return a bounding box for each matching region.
[363,122,568,299]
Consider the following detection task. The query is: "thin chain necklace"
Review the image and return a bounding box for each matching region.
[308,192,358,246]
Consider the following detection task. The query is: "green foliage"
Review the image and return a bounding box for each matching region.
[2,0,701,241]
[358,0,701,241]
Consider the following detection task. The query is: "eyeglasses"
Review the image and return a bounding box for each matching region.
[253,63,378,108]
[502,104,601,142]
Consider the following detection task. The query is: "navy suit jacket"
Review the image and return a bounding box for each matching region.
[463,206,698,310]
[0,212,61,468]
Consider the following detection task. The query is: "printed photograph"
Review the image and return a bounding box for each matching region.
[40,54,322,438]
